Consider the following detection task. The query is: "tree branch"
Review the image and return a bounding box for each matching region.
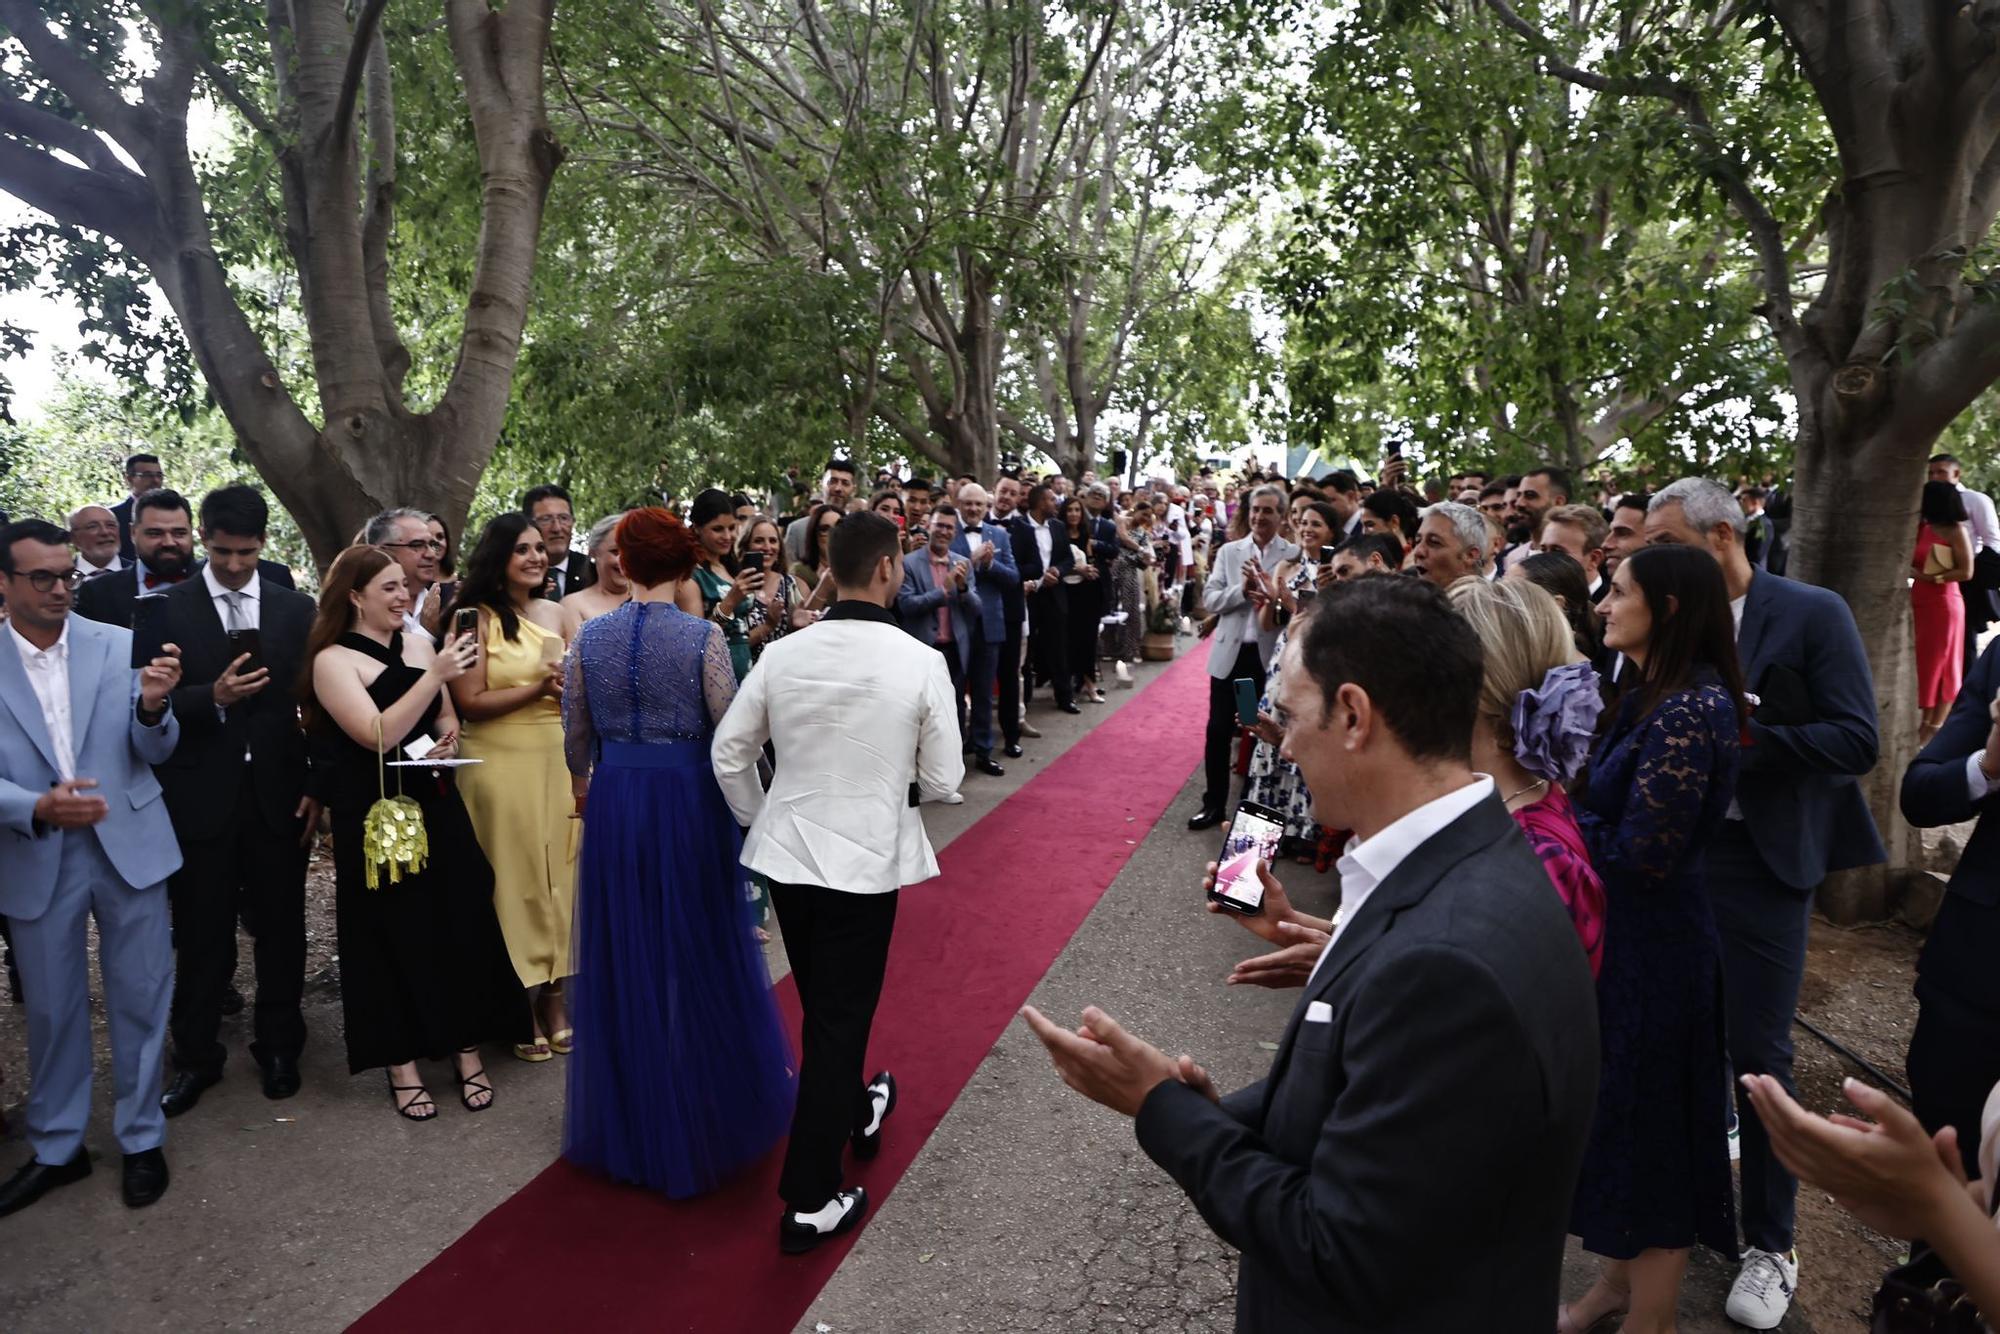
[201,55,283,148]
[332,0,395,149]
[0,0,155,163]
[0,97,133,177]
[0,136,157,252]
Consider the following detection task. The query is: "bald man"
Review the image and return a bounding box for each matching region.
[70,504,125,581]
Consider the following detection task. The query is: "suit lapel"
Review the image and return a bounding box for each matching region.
[0,630,64,775]
[1736,570,1774,678]
[66,621,108,760]
[1259,797,1517,1104]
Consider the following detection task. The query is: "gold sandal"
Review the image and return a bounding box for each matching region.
[547,1028,574,1056]
[512,1038,552,1063]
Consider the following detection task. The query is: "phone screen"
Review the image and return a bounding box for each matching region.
[130,596,163,670]
[1211,803,1285,913]
[742,550,767,575]
[226,627,264,676]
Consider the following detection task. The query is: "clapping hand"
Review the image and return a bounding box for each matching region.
[1226,925,1330,989]
[34,778,110,829]
[1019,1004,1183,1118]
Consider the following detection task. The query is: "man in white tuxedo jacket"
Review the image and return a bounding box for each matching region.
[1191,485,1297,831]
[712,511,964,1254]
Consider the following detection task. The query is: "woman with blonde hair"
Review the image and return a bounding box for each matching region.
[1445,576,1607,977]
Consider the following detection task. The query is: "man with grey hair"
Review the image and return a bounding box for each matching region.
[1644,475,1883,1329]
[1411,501,1488,588]
[363,508,443,641]
[1190,485,1297,830]
[69,503,125,581]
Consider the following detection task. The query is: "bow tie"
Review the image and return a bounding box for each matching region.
[142,571,186,591]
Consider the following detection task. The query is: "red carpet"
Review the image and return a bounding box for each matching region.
[352,651,1211,1334]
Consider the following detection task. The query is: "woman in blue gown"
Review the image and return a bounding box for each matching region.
[560,508,795,1198]
[1561,544,1747,1334]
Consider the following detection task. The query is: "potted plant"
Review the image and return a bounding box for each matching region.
[1142,593,1179,661]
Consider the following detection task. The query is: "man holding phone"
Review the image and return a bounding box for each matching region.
[134,487,321,1115]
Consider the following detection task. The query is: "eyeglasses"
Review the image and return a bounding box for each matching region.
[127,470,164,484]
[383,539,446,553]
[530,514,574,531]
[10,568,85,592]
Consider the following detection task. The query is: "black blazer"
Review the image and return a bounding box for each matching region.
[75,559,296,630]
[1135,797,1600,1334]
[109,494,137,562]
[539,551,597,601]
[1902,641,2000,1020]
[1008,514,1073,605]
[133,576,318,839]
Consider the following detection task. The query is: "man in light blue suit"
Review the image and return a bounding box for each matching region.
[0,519,184,1218]
[950,488,1019,776]
[898,506,982,760]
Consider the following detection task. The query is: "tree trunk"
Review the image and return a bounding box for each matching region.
[1785,398,1931,923]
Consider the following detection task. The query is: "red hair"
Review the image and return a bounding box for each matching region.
[616,507,699,586]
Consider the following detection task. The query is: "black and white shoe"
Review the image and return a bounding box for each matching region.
[852,1070,897,1161]
[779,1187,867,1255]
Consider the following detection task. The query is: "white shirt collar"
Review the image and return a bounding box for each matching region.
[76,552,123,575]
[1311,775,1496,983]
[202,563,261,603]
[8,615,69,665]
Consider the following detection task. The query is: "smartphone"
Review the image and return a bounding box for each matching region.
[225,627,264,676]
[453,607,479,640]
[1232,677,1260,728]
[130,596,163,669]
[741,550,767,576]
[1210,801,1285,915]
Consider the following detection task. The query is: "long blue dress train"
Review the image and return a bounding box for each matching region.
[561,602,796,1197]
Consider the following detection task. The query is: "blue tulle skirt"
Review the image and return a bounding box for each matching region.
[564,740,797,1198]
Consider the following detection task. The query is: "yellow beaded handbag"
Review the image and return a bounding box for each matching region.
[361,716,428,889]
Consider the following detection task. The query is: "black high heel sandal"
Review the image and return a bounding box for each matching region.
[456,1049,495,1112]
[387,1073,437,1121]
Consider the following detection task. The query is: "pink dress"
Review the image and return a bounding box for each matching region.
[1912,524,1965,710]
[1511,783,1606,979]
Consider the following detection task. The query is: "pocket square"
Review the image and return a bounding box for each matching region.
[1305,1000,1333,1024]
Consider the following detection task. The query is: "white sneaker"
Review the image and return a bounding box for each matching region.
[1726,1248,1798,1329]
[1114,660,1134,687]
[938,791,965,805]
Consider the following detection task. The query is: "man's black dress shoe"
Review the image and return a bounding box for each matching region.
[852,1070,897,1160]
[219,985,245,1017]
[160,1068,221,1118]
[1003,742,1024,759]
[1058,701,1082,714]
[1187,807,1225,831]
[0,1149,90,1218]
[258,1054,302,1101]
[974,755,1005,777]
[121,1148,169,1208]
[779,1187,866,1255]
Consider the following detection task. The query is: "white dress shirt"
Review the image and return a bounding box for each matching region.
[9,619,76,782]
[1033,519,1054,572]
[1727,591,1748,820]
[1309,775,1496,984]
[76,552,124,581]
[1959,484,2000,557]
[403,584,435,644]
[203,563,262,630]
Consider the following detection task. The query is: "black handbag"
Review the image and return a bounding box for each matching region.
[1871,1248,1990,1334]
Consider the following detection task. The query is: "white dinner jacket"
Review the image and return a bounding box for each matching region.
[712,604,965,894]
[1203,533,1299,679]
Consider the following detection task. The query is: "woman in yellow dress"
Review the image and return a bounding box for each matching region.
[446,513,577,1062]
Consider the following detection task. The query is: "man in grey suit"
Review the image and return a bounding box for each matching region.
[0,519,185,1217]
[896,505,981,756]
[1024,575,1600,1332]
[1191,485,1297,829]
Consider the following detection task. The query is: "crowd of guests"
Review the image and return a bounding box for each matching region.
[4,447,2000,1333]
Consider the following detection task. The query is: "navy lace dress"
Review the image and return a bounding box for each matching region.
[560,603,796,1197]
[1570,676,1740,1259]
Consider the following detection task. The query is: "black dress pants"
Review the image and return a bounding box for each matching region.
[1202,644,1264,812]
[168,773,309,1075]
[1709,820,1813,1254]
[931,640,968,749]
[770,881,899,1210]
[1908,891,2000,1179]
[1027,588,1073,707]
[996,618,1024,746]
